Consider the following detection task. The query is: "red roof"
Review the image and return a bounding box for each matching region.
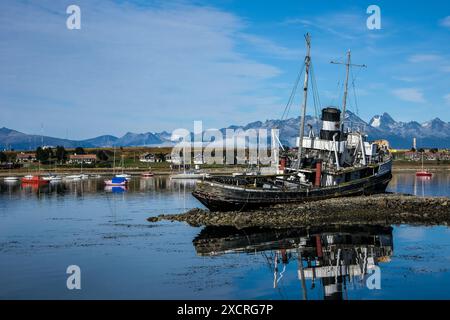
[69,154,97,159]
[17,153,36,159]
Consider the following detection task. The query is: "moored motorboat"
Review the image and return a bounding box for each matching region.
[170,171,209,179]
[141,171,154,178]
[64,174,82,181]
[115,173,131,180]
[21,175,49,184]
[104,176,128,186]
[416,153,432,177]
[3,176,19,182]
[416,171,432,177]
[42,174,62,182]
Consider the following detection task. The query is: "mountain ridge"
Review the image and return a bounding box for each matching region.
[2,112,450,150]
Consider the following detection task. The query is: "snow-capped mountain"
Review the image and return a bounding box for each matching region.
[1,111,450,150]
[369,113,397,130]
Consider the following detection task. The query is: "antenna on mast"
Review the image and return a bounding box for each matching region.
[297,33,311,169]
[331,50,366,133]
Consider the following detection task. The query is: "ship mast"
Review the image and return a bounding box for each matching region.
[297,33,311,169]
[342,50,350,132]
[331,50,366,133]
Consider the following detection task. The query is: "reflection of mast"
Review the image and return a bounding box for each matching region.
[113,146,116,175]
[193,225,393,300]
[413,175,417,196]
[273,252,278,289]
[272,251,287,289]
[297,248,308,300]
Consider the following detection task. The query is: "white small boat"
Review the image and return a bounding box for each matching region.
[80,174,89,180]
[170,171,209,179]
[42,175,62,182]
[3,176,19,182]
[90,174,102,179]
[49,176,62,183]
[64,174,82,181]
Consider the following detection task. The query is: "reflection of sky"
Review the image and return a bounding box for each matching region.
[227,225,450,300]
[387,172,450,197]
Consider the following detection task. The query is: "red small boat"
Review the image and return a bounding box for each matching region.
[416,171,432,177]
[141,171,154,178]
[21,175,49,184]
[416,153,432,177]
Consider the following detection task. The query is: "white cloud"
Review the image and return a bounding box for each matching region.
[392,88,426,103]
[237,34,301,60]
[283,18,313,26]
[408,54,442,63]
[408,54,450,74]
[0,0,287,138]
[445,94,450,105]
[282,12,367,40]
[440,16,450,28]
[392,76,420,83]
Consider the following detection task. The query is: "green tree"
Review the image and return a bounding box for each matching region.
[36,147,50,162]
[74,147,85,155]
[96,150,109,162]
[55,146,68,163]
[0,151,7,163]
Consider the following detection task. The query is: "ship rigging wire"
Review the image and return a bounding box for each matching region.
[279,60,322,122]
[280,63,305,122]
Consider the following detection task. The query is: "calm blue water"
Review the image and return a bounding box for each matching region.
[0,173,449,300]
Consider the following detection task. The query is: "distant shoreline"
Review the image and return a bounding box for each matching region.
[1,163,450,177]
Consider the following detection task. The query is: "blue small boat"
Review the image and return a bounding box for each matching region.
[104,176,128,186]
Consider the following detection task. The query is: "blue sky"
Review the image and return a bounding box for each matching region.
[0,0,449,139]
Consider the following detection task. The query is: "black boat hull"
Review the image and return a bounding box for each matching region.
[192,169,392,211]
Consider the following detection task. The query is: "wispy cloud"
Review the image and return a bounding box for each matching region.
[445,94,450,105]
[0,0,288,138]
[392,76,421,83]
[440,16,450,28]
[282,12,367,40]
[408,54,442,63]
[407,54,450,75]
[237,34,302,60]
[392,88,426,103]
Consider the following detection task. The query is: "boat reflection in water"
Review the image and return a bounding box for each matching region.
[194,225,393,300]
[104,186,128,193]
[0,176,197,198]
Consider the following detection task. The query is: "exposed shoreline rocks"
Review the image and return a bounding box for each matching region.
[148,193,450,228]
